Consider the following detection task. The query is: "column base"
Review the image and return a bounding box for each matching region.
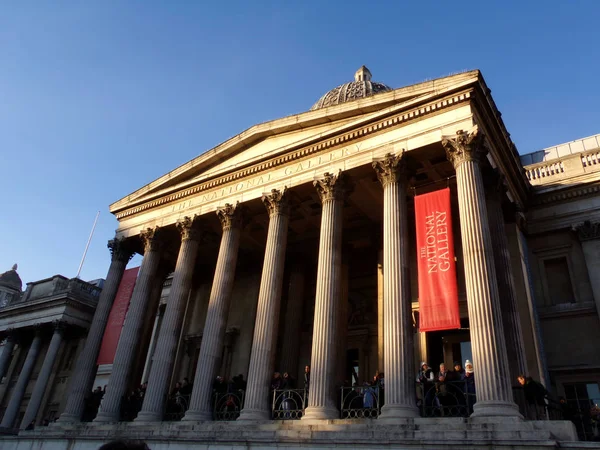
[55,413,81,424]
[378,404,419,421]
[237,408,271,421]
[93,411,120,423]
[134,410,163,422]
[181,409,212,422]
[470,400,523,419]
[301,406,338,421]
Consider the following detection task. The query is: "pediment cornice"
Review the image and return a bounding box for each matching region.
[113,89,475,221]
[110,72,482,215]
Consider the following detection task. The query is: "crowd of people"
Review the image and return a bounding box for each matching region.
[416,360,476,415]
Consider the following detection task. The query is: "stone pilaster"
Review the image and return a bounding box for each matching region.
[485,173,528,384]
[21,321,65,428]
[303,172,347,420]
[183,203,243,421]
[573,221,600,325]
[95,227,163,422]
[136,217,203,422]
[442,128,520,417]
[373,152,418,419]
[0,332,16,380]
[1,328,43,428]
[239,189,290,420]
[58,238,134,422]
[278,265,305,379]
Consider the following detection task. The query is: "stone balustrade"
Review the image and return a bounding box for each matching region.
[523,147,600,187]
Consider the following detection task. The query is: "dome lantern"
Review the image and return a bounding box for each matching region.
[310,65,392,111]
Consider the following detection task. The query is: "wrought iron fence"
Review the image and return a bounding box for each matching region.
[340,386,381,419]
[164,393,191,421]
[272,389,307,420]
[417,381,475,418]
[213,390,245,421]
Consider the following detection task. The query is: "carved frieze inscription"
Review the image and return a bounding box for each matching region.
[169,142,367,213]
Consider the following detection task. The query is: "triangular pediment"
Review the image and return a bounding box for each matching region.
[110,70,481,215]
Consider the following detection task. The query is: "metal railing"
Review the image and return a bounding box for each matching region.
[164,393,191,421]
[417,381,475,417]
[272,389,307,420]
[213,390,245,421]
[340,386,381,419]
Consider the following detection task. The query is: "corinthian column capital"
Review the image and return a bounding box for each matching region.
[573,220,600,242]
[108,237,135,263]
[176,215,203,241]
[442,127,487,169]
[140,226,162,253]
[372,151,407,188]
[262,188,290,217]
[313,171,348,203]
[216,202,243,231]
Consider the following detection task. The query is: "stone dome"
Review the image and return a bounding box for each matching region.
[0,264,22,291]
[310,66,392,111]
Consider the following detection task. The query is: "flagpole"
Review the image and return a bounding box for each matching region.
[76,211,100,279]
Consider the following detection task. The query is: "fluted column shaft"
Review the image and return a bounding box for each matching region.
[303,172,345,420]
[58,238,133,422]
[21,323,65,428]
[239,189,290,420]
[279,267,305,379]
[95,228,163,422]
[137,218,202,422]
[373,153,418,419]
[183,203,243,421]
[486,186,528,383]
[1,331,42,428]
[0,335,16,380]
[443,128,520,417]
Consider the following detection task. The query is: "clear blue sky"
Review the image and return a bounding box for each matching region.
[1,1,599,286]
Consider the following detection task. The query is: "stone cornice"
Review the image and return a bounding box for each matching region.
[110,71,480,212]
[531,181,600,205]
[113,91,473,221]
[469,83,530,209]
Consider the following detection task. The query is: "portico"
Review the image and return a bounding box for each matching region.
[47,68,543,429]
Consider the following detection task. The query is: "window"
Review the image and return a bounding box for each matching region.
[543,257,575,304]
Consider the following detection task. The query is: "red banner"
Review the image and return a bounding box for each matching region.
[97,266,139,365]
[415,188,460,332]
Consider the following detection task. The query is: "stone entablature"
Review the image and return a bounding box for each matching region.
[0,275,102,332]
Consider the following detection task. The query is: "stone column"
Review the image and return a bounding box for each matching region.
[336,263,349,384]
[136,217,202,422]
[302,172,346,421]
[279,265,305,379]
[0,332,16,380]
[58,238,133,422]
[373,152,418,419]
[20,321,65,428]
[574,221,600,324]
[442,128,520,417]
[485,174,528,384]
[95,227,163,422]
[239,189,290,420]
[377,250,384,372]
[183,203,243,421]
[1,328,43,428]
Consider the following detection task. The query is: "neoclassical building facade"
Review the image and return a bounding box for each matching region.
[2,67,600,448]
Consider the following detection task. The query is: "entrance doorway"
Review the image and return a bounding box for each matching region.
[426,321,471,371]
[346,349,359,385]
